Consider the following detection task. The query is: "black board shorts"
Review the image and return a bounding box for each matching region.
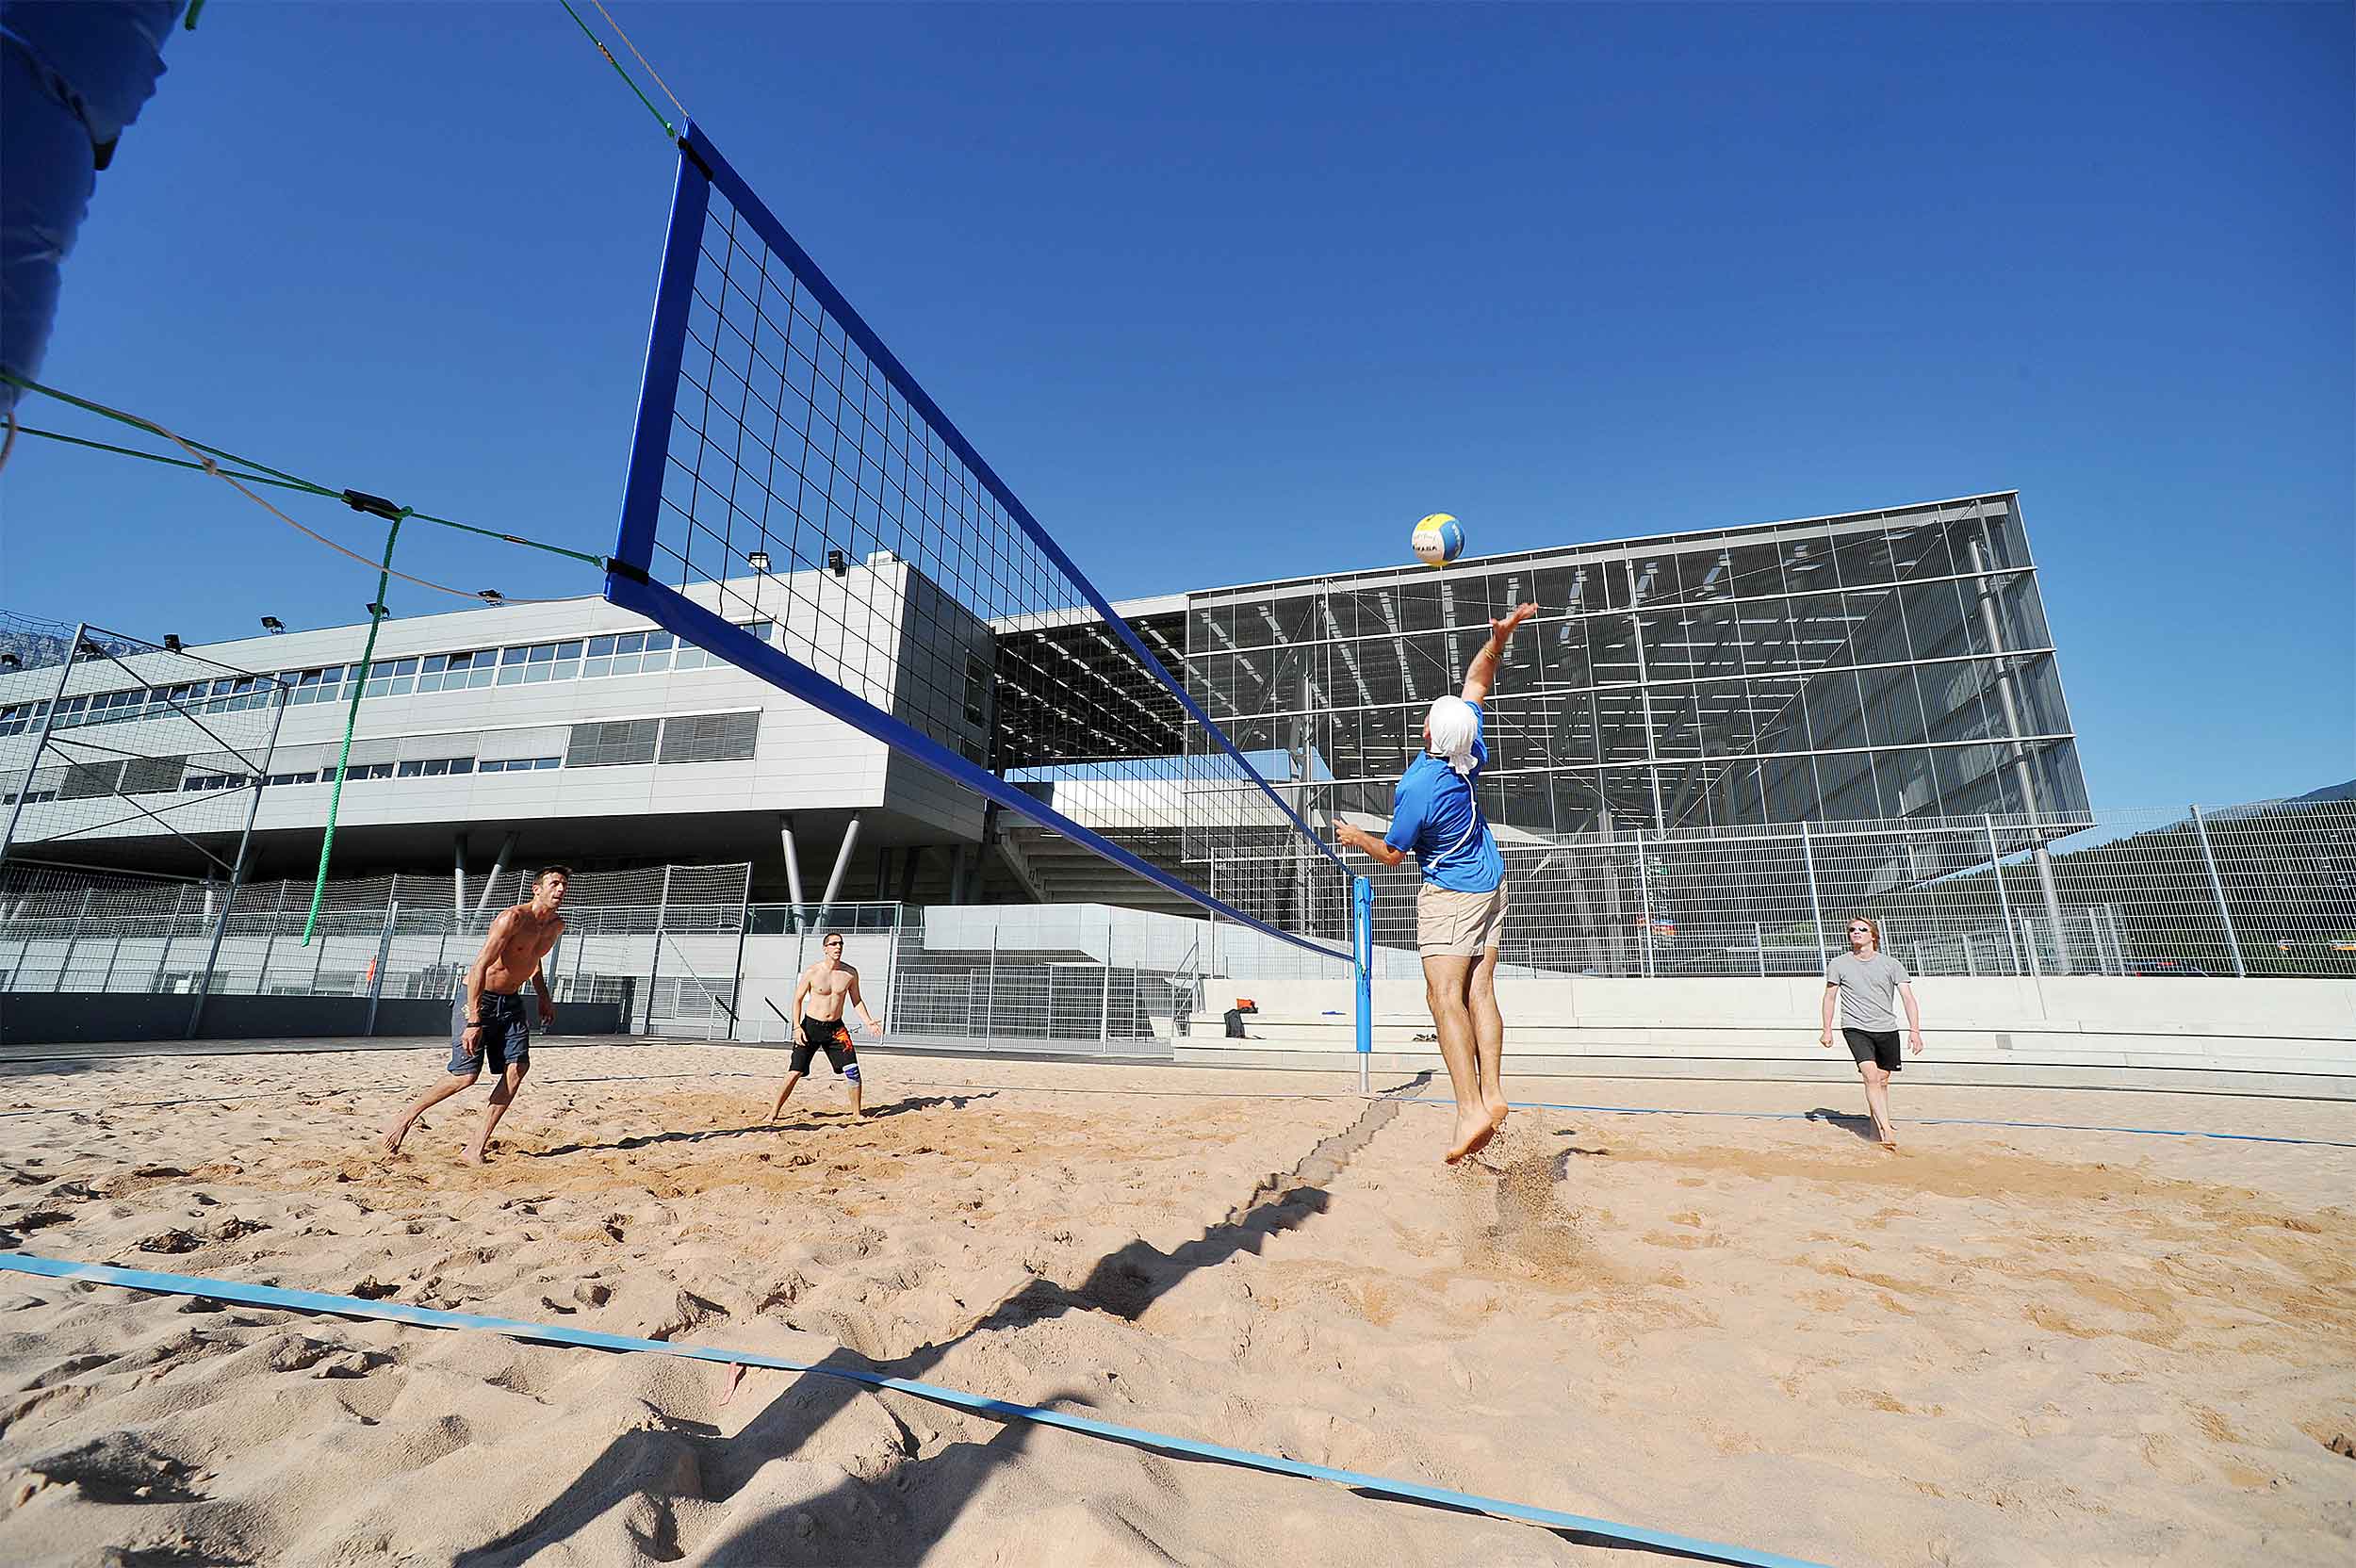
[1843,1027,1902,1072]
[792,1016,856,1075]
[450,991,530,1075]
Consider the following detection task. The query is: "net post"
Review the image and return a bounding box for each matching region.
[609,126,710,587]
[1352,874,1373,1095]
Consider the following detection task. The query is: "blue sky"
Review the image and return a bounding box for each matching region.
[2,2,2347,808]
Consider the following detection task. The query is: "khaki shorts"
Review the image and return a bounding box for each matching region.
[1416,880,1508,958]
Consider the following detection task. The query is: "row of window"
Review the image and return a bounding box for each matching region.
[0,623,780,734]
[3,714,756,807]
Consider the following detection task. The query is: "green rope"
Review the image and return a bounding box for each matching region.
[4,369,325,493]
[4,374,611,571]
[557,0,676,140]
[301,514,405,946]
[12,425,322,497]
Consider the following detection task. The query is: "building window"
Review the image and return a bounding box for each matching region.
[479,756,560,773]
[658,710,759,763]
[565,718,660,768]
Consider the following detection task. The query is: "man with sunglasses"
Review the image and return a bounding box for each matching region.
[1821,914,1924,1150]
[770,930,883,1120]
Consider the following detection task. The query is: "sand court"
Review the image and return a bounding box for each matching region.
[1,1042,2351,1566]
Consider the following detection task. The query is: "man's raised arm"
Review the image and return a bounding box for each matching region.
[1461,603,1539,705]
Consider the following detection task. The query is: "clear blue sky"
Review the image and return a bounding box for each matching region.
[2,3,2348,809]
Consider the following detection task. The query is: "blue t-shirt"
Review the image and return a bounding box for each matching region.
[1384,703,1503,893]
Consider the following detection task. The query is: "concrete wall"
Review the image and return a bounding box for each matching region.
[0,992,628,1047]
[732,931,899,1044]
[1178,975,2356,1092]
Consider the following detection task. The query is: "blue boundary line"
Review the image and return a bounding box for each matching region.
[1403,1098,2356,1150]
[0,1251,1832,1568]
[603,122,1348,960]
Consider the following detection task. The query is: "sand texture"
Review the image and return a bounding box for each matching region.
[0,1044,2351,1566]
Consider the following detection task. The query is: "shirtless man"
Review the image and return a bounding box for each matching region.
[381,865,568,1165]
[769,931,882,1119]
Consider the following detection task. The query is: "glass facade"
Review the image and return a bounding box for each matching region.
[1181,493,2088,840]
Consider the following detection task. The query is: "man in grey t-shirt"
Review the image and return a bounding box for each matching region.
[1820,915,1924,1150]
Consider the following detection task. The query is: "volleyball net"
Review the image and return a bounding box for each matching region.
[604,124,1351,959]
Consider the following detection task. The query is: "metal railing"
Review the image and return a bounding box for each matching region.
[0,860,753,1037]
[1317,799,2356,979]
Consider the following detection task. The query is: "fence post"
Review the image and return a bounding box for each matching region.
[54,889,91,992]
[0,621,86,869]
[1099,914,1116,1050]
[364,903,398,1036]
[146,883,187,993]
[255,882,286,995]
[728,876,752,1042]
[1798,821,1828,967]
[185,676,290,1037]
[2188,804,2245,977]
[1353,874,1374,1095]
[985,922,999,1040]
[1636,830,1655,979]
[1754,920,1767,977]
[645,865,673,1035]
[1983,815,2022,976]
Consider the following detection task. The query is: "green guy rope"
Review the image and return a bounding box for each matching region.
[557,0,676,140]
[300,513,405,946]
[3,375,609,574]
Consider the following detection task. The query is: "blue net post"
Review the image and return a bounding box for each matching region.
[1352,874,1374,1093]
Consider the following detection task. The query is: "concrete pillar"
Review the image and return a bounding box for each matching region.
[452,836,467,921]
[472,832,519,923]
[779,815,807,922]
[821,815,862,914]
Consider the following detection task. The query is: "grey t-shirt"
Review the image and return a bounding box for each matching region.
[1826,950,1910,1033]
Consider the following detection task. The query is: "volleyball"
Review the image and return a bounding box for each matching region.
[1411,513,1465,567]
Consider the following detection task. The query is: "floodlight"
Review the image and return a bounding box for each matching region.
[746,550,770,572]
[260,616,286,634]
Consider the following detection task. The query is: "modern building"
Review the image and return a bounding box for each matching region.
[3,492,2088,946]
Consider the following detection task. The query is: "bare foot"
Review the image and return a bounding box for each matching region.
[381,1119,410,1155]
[1445,1110,1497,1165]
[1484,1096,1510,1130]
[1878,1137,1899,1153]
[718,1364,749,1406]
[462,1146,489,1167]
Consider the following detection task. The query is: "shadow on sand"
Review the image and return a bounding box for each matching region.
[455,1070,1705,1564]
[524,1093,995,1158]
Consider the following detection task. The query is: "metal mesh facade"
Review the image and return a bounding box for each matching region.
[1183,494,2087,842]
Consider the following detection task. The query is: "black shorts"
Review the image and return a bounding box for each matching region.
[792,1016,856,1076]
[450,991,530,1075]
[1843,1028,1902,1072]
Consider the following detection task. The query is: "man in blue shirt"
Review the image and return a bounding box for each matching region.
[1336,601,1536,1163]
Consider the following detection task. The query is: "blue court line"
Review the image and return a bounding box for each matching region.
[1404,1099,2356,1150]
[0,1251,1832,1568]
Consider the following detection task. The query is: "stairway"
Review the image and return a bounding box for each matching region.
[997,825,1203,918]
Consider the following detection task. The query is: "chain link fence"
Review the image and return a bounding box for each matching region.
[882,905,1203,1054]
[0,860,752,1037]
[1317,799,2355,980]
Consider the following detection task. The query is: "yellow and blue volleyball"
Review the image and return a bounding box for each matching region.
[1411,513,1465,567]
